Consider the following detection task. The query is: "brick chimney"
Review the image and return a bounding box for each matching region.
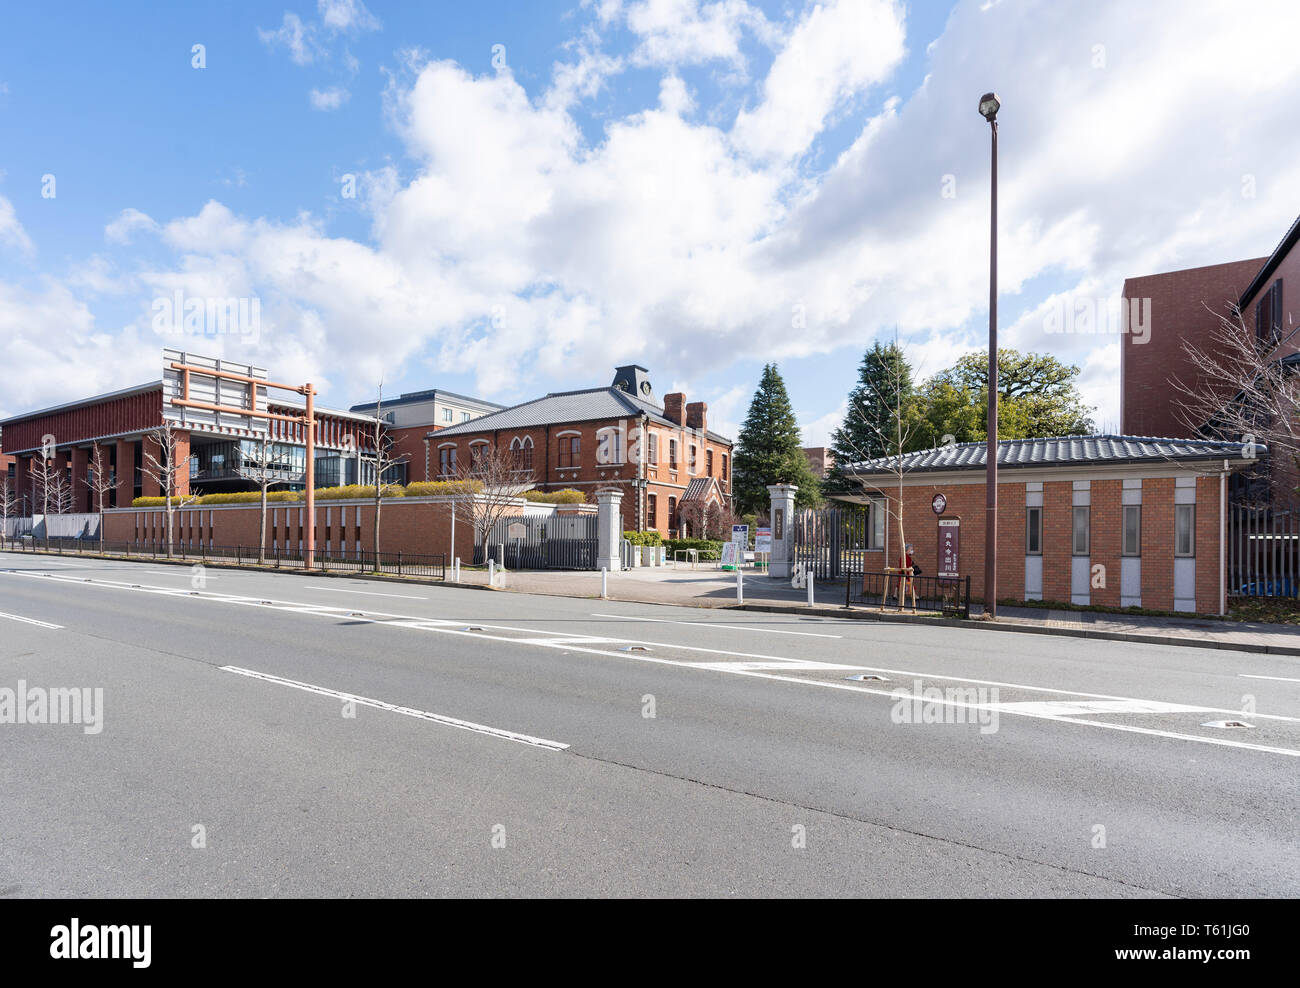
[663,393,685,425]
[685,401,707,433]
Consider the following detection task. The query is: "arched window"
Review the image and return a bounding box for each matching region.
[510,436,534,472]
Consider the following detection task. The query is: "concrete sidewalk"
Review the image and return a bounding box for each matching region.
[469,563,1300,657]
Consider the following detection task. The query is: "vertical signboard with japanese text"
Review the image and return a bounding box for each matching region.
[938,518,960,577]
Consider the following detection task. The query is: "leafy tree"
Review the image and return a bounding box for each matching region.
[825,342,920,491]
[918,348,1095,442]
[731,363,822,512]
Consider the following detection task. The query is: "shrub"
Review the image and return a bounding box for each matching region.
[131,496,168,507]
[523,488,586,504]
[623,529,664,546]
[405,479,482,498]
[664,537,724,558]
[314,484,404,501]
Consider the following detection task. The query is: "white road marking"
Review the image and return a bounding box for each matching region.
[304,585,428,600]
[220,665,568,750]
[688,660,867,672]
[591,612,842,638]
[1240,674,1300,684]
[12,568,1300,757]
[0,610,63,629]
[991,699,1213,717]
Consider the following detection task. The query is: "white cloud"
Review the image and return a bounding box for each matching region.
[258,13,320,66]
[624,0,771,67]
[104,207,160,244]
[310,86,350,110]
[0,196,34,254]
[317,0,380,33]
[15,0,1300,433]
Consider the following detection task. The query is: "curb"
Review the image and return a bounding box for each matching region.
[733,602,1300,657]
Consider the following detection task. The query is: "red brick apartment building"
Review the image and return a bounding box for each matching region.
[839,435,1259,615]
[1122,211,1299,440]
[424,365,733,536]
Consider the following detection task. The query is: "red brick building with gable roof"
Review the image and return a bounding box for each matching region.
[424,365,733,536]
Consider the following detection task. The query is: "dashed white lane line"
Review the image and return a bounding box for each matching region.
[220,665,569,751]
[591,612,842,638]
[1240,674,1300,684]
[11,568,1300,757]
[303,585,428,600]
[0,610,63,630]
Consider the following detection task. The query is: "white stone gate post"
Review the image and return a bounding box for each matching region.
[767,484,797,578]
[596,489,624,572]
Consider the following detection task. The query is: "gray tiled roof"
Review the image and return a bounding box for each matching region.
[844,435,1261,476]
[428,386,732,443]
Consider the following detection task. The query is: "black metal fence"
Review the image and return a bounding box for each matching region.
[1,537,445,579]
[1228,502,1299,598]
[474,514,598,570]
[845,550,970,618]
[793,506,870,582]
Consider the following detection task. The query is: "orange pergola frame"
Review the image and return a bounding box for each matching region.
[166,360,318,569]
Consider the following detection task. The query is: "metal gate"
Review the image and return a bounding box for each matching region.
[1228,502,1300,598]
[792,506,868,582]
[475,514,599,570]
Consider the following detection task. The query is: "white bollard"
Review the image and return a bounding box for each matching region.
[807,574,814,607]
[488,558,495,587]
[601,567,608,599]
[737,567,744,604]
[454,556,461,583]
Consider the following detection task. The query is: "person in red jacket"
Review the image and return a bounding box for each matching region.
[896,543,918,607]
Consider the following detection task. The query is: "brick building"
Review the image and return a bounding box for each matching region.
[1122,211,1299,440]
[0,381,379,514]
[838,435,1259,615]
[348,388,504,480]
[423,365,733,535]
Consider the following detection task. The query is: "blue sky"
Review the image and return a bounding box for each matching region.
[2,0,1298,444]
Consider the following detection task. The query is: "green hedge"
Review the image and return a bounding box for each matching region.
[405,480,482,497]
[623,529,664,546]
[664,537,723,557]
[523,488,586,504]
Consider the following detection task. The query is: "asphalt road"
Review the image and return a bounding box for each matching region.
[1,551,1297,897]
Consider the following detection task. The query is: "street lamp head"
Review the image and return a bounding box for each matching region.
[978,92,1000,122]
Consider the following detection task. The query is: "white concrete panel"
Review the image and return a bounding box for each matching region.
[1121,557,1141,607]
[1174,557,1196,611]
[1025,555,1043,599]
[1071,556,1091,605]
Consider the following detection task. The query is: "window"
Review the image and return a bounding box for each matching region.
[597,429,623,465]
[706,449,714,476]
[510,437,533,472]
[1072,506,1090,556]
[461,412,471,423]
[470,443,488,473]
[442,408,453,423]
[870,498,886,549]
[668,495,678,532]
[1175,504,1195,556]
[722,454,728,481]
[1026,506,1042,555]
[647,433,658,465]
[1255,278,1283,346]
[438,446,457,477]
[1122,505,1141,556]
[647,493,657,528]
[558,435,580,468]
[689,445,697,474]
[669,439,678,469]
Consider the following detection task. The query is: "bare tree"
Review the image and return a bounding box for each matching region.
[235,434,279,565]
[85,445,115,552]
[365,387,410,570]
[1174,306,1300,503]
[451,442,534,565]
[1,477,18,543]
[140,424,196,557]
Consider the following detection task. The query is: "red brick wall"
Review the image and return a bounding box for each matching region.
[1090,479,1122,607]
[1139,478,1175,610]
[1195,476,1222,613]
[1042,481,1073,604]
[1121,258,1267,438]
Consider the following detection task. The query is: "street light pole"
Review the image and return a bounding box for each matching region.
[979,92,1000,620]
